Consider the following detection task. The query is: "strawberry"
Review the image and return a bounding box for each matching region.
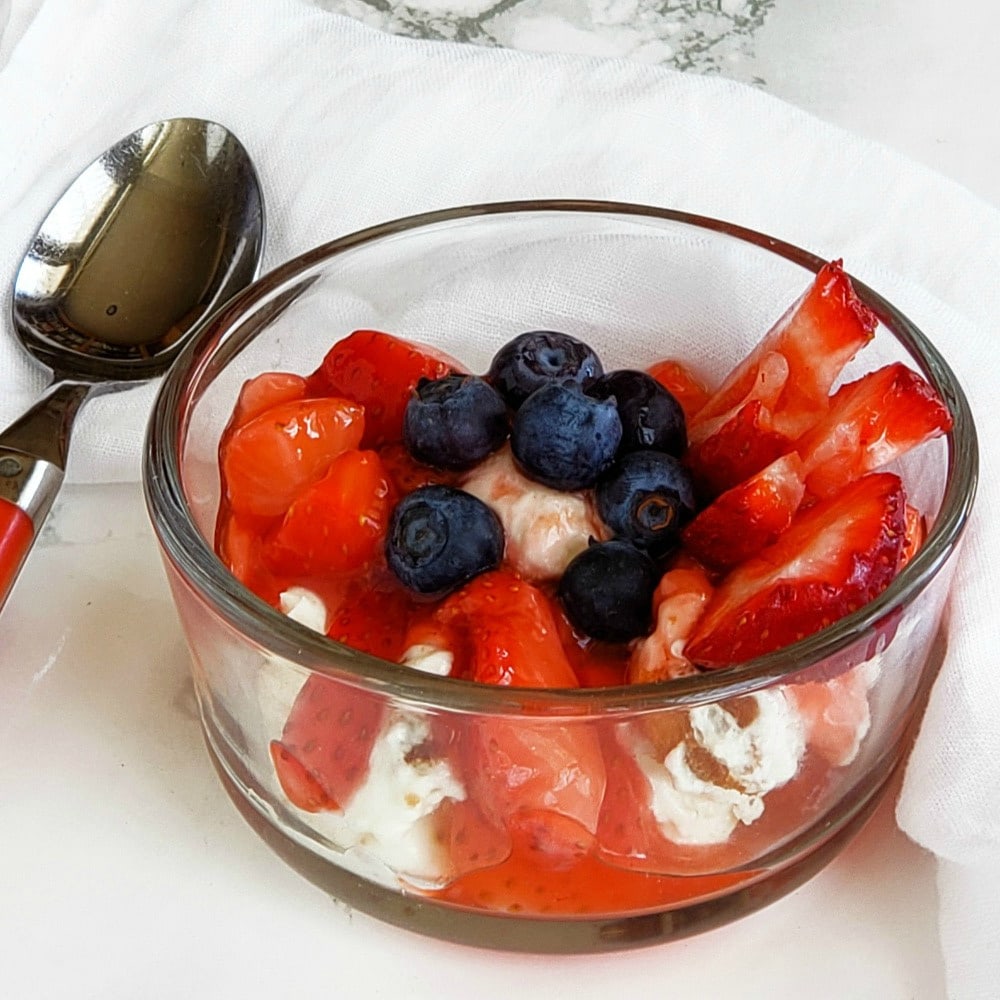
[460,715,607,867]
[220,397,365,519]
[215,505,287,605]
[270,676,385,812]
[686,370,794,498]
[795,362,953,499]
[900,504,926,569]
[553,606,630,688]
[688,261,877,495]
[308,329,461,448]
[326,577,415,662]
[627,564,714,684]
[787,664,875,767]
[410,569,580,689]
[681,453,806,571]
[405,571,602,864]
[686,472,907,667]
[646,357,711,423]
[377,442,457,495]
[226,371,308,432]
[265,449,393,577]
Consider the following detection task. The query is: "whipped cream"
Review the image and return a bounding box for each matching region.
[629,689,806,846]
[307,711,466,888]
[256,590,465,888]
[400,643,454,677]
[461,446,609,581]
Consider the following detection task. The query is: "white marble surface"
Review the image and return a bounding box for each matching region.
[2,1,993,997]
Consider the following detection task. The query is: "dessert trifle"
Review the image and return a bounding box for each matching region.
[145,203,976,951]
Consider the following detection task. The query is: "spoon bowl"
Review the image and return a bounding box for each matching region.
[0,117,264,609]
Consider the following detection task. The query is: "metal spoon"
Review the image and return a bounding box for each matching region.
[0,117,265,610]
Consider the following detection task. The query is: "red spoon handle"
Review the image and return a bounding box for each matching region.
[0,497,35,608]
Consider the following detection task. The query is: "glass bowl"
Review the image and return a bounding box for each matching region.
[143,200,977,953]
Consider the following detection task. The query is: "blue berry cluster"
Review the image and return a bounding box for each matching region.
[385,330,698,642]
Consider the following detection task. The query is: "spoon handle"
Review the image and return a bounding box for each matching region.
[0,382,92,609]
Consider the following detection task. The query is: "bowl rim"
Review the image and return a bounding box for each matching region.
[143,198,979,715]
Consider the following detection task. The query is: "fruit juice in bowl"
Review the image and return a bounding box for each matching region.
[144,201,976,952]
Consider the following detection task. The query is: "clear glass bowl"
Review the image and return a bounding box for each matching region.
[144,201,977,952]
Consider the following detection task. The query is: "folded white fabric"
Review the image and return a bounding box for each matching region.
[1,0,997,994]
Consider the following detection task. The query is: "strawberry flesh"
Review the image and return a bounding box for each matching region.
[796,362,953,499]
[271,676,386,812]
[688,261,877,496]
[686,472,907,667]
[308,329,460,448]
[682,452,806,570]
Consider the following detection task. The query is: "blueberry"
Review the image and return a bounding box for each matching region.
[596,451,697,556]
[558,540,659,643]
[403,374,509,470]
[386,485,504,596]
[587,369,687,458]
[511,383,622,491]
[486,330,603,408]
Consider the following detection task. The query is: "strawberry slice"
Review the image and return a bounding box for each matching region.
[460,715,607,868]
[377,442,457,495]
[787,663,876,767]
[405,571,602,865]
[900,504,926,569]
[227,371,308,431]
[308,329,461,448]
[270,676,385,812]
[688,261,877,495]
[215,506,287,605]
[686,472,907,667]
[681,453,806,571]
[326,577,416,662]
[796,362,953,499]
[221,397,365,519]
[627,564,714,684]
[408,569,580,689]
[646,358,711,423]
[265,449,393,577]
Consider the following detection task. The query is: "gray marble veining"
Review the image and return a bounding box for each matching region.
[317,0,775,81]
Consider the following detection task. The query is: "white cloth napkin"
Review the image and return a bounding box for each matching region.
[1,0,997,994]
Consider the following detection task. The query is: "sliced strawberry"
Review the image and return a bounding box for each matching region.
[554,607,629,688]
[681,453,806,571]
[214,505,288,604]
[646,358,711,423]
[795,362,953,499]
[308,329,461,448]
[269,740,335,813]
[595,724,693,872]
[686,472,907,667]
[377,442,457,495]
[411,570,580,689]
[787,664,875,767]
[627,565,714,684]
[221,397,365,519]
[326,577,416,662]
[688,262,877,495]
[426,796,512,880]
[271,676,385,812]
[265,449,393,577]
[460,715,607,867]
[900,504,926,569]
[433,820,752,915]
[227,371,308,432]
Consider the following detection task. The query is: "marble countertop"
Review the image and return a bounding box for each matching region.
[2,1,992,997]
